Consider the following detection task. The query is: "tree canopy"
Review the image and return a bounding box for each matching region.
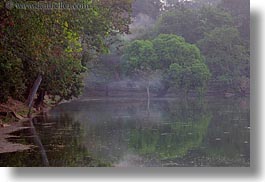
[122,34,210,96]
[0,0,250,103]
[124,0,249,96]
[0,0,132,103]
[197,26,249,93]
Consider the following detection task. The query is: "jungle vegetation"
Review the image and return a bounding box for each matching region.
[0,0,250,105]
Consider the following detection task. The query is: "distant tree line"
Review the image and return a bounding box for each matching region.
[0,0,250,104]
[91,0,249,97]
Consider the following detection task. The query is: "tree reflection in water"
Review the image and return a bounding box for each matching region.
[0,98,250,167]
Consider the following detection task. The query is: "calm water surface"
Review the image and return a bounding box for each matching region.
[0,97,250,167]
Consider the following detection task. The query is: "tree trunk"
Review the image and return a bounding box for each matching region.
[26,75,42,107]
[26,75,42,117]
[35,90,45,110]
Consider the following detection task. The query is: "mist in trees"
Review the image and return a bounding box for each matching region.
[0,0,250,105]
[86,0,249,98]
[0,0,250,168]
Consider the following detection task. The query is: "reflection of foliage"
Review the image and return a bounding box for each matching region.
[129,99,212,160]
[36,115,111,167]
[0,114,111,167]
[0,98,249,167]
[204,98,250,160]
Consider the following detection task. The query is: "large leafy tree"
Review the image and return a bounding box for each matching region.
[149,2,249,95]
[0,0,132,104]
[152,34,210,95]
[122,40,159,101]
[122,34,210,97]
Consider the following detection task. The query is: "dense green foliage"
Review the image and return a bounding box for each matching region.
[0,0,250,104]
[122,34,210,95]
[197,27,249,93]
[89,0,249,97]
[0,0,132,103]
[122,40,158,78]
[120,0,249,96]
